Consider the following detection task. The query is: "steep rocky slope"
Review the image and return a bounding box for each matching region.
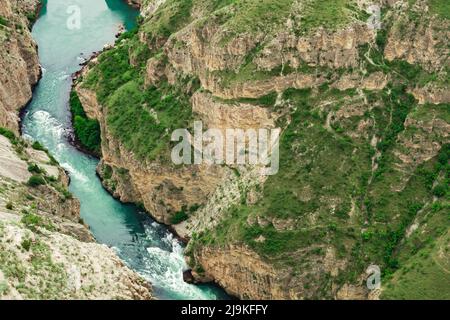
[0,130,152,299]
[0,0,152,300]
[76,0,449,299]
[0,0,41,134]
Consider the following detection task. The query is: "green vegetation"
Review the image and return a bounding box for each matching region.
[0,238,67,299]
[429,0,450,19]
[220,0,293,38]
[171,211,189,224]
[27,163,43,174]
[0,16,9,27]
[141,0,194,42]
[215,91,278,107]
[31,141,46,151]
[69,90,101,156]
[84,31,195,161]
[21,213,54,232]
[27,175,46,187]
[298,0,353,34]
[21,238,32,251]
[0,127,17,144]
[170,204,201,224]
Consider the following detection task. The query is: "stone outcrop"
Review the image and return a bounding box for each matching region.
[0,0,41,134]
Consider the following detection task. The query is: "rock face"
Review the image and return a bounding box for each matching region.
[0,0,41,134]
[0,133,152,300]
[125,0,142,9]
[77,0,450,300]
[75,67,227,225]
[0,1,152,300]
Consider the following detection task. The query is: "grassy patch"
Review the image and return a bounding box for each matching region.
[221,0,293,38]
[28,163,43,174]
[0,127,17,144]
[0,16,10,27]
[0,239,68,299]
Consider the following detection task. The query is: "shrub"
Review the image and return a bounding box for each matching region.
[5,202,13,210]
[376,29,388,50]
[21,213,42,231]
[438,144,449,165]
[0,16,10,27]
[62,189,73,200]
[170,210,189,224]
[27,175,46,187]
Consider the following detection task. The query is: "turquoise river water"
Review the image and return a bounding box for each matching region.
[21,0,227,300]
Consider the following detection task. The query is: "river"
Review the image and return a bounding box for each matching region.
[21,0,227,300]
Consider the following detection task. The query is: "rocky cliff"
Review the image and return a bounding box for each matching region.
[0,0,41,134]
[76,0,449,299]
